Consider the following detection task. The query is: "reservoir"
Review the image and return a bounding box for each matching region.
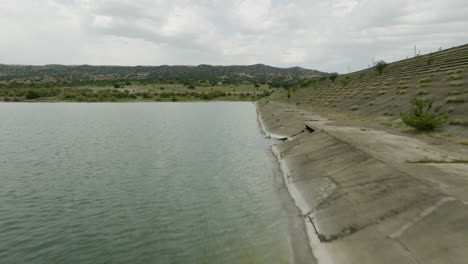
[0,102,290,264]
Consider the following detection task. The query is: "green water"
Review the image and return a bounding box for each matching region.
[0,102,290,264]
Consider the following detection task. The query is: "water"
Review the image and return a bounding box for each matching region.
[0,102,291,264]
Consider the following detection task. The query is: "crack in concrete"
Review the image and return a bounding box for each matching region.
[395,239,423,264]
[389,197,456,239]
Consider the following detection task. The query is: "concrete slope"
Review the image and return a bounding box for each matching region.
[258,101,468,264]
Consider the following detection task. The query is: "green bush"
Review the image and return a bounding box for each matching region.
[401,97,448,130]
[329,73,338,82]
[375,61,388,74]
[26,90,41,99]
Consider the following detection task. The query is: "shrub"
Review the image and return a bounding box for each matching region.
[350,105,359,111]
[329,73,338,82]
[113,83,121,88]
[26,90,41,99]
[401,97,448,130]
[375,61,388,74]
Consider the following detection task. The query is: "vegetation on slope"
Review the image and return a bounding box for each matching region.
[271,43,468,138]
[400,97,448,130]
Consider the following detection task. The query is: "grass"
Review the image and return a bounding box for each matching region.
[418,76,432,83]
[449,119,468,126]
[417,90,429,95]
[445,74,462,81]
[380,120,405,128]
[446,97,465,103]
[407,158,468,164]
[396,89,407,95]
[447,68,463,75]
[447,90,468,95]
[377,90,386,95]
[416,83,430,88]
[449,81,464,87]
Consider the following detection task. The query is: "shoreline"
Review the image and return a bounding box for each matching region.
[255,103,326,264]
[270,146,334,264]
[0,100,257,104]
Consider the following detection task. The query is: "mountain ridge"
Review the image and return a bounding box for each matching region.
[0,63,328,82]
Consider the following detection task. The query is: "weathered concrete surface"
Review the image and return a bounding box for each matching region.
[258,101,468,264]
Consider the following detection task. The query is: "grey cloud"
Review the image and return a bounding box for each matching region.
[0,0,467,73]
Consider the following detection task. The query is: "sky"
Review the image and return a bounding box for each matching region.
[1,0,468,73]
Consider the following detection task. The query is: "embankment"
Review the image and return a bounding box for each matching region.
[257,101,468,264]
[274,43,468,139]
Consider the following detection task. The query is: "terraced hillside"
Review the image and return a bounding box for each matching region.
[279,44,468,138]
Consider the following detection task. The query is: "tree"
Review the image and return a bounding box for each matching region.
[329,73,338,82]
[375,61,388,74]
[26,90,40,99]
[401,97,448,131]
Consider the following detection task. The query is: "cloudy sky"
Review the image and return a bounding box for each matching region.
[1,0,467,73]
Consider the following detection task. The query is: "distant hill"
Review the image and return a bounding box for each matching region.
[0,64,328,84]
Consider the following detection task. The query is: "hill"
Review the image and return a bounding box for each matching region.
[0,63,327,86]
[0,63,328,102]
